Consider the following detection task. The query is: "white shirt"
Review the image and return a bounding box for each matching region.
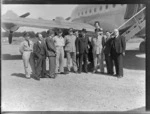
[53,36,65,47]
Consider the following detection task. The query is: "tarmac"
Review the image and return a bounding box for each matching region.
[1,37,145,111]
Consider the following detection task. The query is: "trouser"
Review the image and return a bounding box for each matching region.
[93,52,104,72]
[35,55,46,77]
[76,54,80,70]
[111,53,123,76]
[22,51,35,77]
[66,51,77,72]
[79,53,88,72]
[48,56,56,76]
[55,46,64,73]
[105,54,114,74]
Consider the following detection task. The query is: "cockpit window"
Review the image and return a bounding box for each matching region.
[82,12,83,15]
[113,4,116,8]
[85,10,87,14]
[106,5,108,9]
[94,8,97,12]
[89,9,92,13]
[99,6,102,10]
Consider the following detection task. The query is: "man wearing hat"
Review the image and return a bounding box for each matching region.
[94,21,103,32]
[53,29,66,74]
[19,32,35,79]
[45,30,57,78]
[76,28,89,73]
[91,28,104,73]
[64,28,77,73]
[33,33,48,80]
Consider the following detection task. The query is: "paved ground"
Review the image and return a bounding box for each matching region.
[1,37,145,111]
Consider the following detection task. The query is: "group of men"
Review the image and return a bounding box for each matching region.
[19,22,126,81]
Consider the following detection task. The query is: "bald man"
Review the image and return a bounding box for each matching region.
[110,29,126,78]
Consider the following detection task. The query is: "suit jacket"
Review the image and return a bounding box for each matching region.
[103,37,113,55]
[64,35,76,52]
[33,40,47,59]
[76,36,89,54]
[111,35,126,54]
[45,37,56,57]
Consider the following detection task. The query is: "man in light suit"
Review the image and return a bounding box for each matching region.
[64,28,77,73]
[110,29,126,78]
[53,29,66,74]
[19,32,35,79]
[45,30,57,78]
[91,28,104,73]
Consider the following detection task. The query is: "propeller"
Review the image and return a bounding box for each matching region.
[20,12,30,18]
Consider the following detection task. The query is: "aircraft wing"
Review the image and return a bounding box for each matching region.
[2,16,95,32]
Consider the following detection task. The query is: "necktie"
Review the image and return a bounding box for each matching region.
[27,40,30,47]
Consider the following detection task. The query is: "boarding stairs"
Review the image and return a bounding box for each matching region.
[117,7,146,41]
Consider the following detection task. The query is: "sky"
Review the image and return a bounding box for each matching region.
[2,5,78,32]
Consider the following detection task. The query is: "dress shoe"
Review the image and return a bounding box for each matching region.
[85,71,88,73]
[26,77,31,79]
[60,72,67,75]
[74,70,78,73]
[92,70,96,73]
[100,72,104,74]
[78,71,81,74]
[66,71,69,74]
[33,76,40,81]
[50,74,56,79]
[117,75,123,78]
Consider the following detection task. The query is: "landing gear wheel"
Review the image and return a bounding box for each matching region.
[139,41,145,52]
[8,31,13,44]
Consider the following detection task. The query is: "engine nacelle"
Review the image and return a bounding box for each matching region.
[2,10,30,44]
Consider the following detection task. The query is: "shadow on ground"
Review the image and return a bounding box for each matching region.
[2,54,22,60]
[127,106,148,113]
[123,50,145,70]
[11,73,26,79]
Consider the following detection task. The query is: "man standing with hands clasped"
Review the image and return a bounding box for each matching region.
[45,30,57,78]
[92,28,104,73]
[110,29,126,78]
[76,28,89,74]
[33,33,48,80]
[64,28,77,73]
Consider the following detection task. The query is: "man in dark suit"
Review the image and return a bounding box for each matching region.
[45,30,57,78]
[74,30,80,70]
[33,33,48,80]
[110,29,126,78]
[103,31,114,75]
[76,28,89,73]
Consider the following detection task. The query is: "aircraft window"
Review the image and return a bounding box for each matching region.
[89,9,92,13]
[82,12,84,15]
[78,13,80,16]
[113,4,116,8]
[99,6,102,10]
[106,5,108,9]
[85,10,87,14]
[94,8,97,12]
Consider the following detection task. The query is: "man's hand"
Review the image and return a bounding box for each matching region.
[123,52,125,56]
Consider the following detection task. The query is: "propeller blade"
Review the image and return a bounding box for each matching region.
[20,12,30,18]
